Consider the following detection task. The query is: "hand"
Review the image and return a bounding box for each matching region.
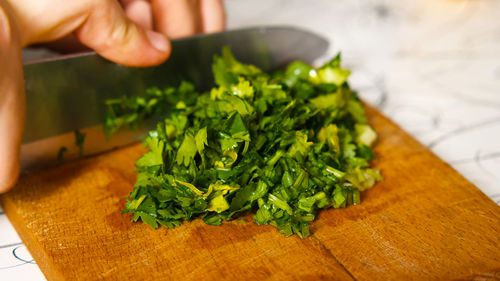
[44,0,226,53]
[0,0,225,193]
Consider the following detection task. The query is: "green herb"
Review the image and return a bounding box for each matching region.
[108,47,381,238]
[74,129,86,156]
[57,146,68,163]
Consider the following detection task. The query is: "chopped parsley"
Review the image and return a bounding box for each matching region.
[74,129,86,156]
[57,146,67,163]
[106,47,381,238]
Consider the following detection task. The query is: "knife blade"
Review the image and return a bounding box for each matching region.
[21,26,329,169]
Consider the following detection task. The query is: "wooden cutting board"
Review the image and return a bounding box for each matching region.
[1,105,499,281]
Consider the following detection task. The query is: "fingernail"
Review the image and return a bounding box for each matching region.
[146,30,169,52]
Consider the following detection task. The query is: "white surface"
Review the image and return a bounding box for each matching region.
[1,0,499,280]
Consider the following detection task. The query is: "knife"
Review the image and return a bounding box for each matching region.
[21,26,329,170]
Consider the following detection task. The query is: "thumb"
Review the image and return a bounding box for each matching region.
[75,0,171,67]
[0,5,24,193]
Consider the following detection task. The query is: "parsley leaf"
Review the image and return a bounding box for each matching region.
[74,129,86,156]
[176,133,197,167]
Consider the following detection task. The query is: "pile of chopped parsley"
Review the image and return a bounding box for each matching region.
[105,47,381,238]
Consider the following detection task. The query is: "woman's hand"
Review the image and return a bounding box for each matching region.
[44,0,226,53]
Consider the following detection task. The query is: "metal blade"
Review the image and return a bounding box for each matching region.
[21,26,329,169]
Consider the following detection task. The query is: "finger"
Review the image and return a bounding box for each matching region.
[199,0,225,33]
[75,0,170,67]
[38,0,154,56]
[0,5,24,193]
[121,0,153,30]
[151,0,201,39]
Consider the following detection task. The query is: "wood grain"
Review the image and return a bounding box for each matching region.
[1,105,499,281]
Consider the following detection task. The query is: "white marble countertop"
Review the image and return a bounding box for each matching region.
[1,0,499,279]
